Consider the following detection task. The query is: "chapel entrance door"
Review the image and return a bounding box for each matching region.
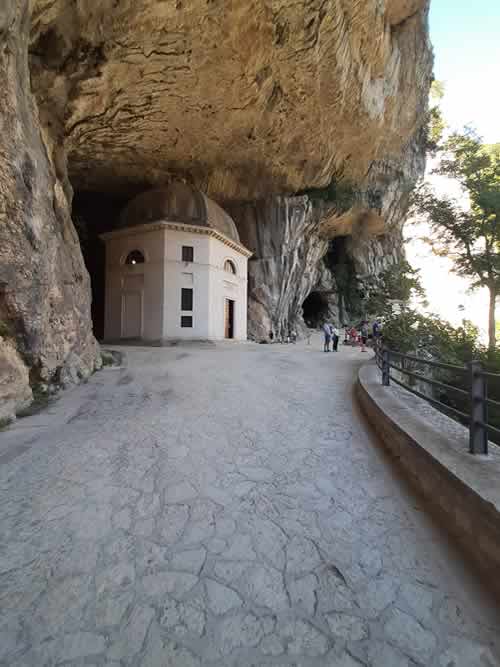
[122,292,142,339]
[224,299,235,339]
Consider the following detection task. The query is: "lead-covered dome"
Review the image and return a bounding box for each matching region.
[119,182,240,244]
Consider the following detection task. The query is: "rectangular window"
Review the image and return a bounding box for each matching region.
[181,315,193,328]
[182,246,194,262]
[181,288,193,311]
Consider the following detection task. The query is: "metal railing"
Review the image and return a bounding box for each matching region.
[374,342,500,455]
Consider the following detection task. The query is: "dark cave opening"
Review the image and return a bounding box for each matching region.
[326,235,348,267]
[72,191,128,340]
[325,235,363,323]
[302,291,329,329]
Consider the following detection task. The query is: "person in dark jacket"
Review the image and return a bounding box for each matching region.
[330,324,339,351]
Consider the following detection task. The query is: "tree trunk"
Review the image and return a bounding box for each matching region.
[488,284,497,354]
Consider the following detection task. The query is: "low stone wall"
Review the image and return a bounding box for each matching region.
[357,361,500,600]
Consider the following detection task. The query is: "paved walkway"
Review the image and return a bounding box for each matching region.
[1,339,499,666]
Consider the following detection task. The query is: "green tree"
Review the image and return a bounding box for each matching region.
[413,129,500,353]
[381,309,479,362]
[364,260,426,318]
[426,80,446,154]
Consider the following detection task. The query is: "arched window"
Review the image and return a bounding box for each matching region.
[224,259,236,275]
[125,250,145,265]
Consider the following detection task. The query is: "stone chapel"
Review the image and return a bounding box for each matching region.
[100,182,251,343]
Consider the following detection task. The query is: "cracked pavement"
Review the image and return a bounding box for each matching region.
[1,338,499,666]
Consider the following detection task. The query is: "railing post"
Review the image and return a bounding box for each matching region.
[382,347,390,386]
[468,360,488,455]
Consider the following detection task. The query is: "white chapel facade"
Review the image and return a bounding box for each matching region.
[100,183,251,343]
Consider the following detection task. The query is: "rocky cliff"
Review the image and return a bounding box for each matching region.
[0,1,101,420]
[230,130,428,339]
[0,0,432,417]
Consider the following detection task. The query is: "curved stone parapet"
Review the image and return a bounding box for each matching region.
[357,361,500,601]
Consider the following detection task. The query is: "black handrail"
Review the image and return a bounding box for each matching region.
[477,370,500,379]
[386,362,469,397]
[388,350,467,373]
[486,396,500,410]
[374,342,500,455]
[476,420,500,440]
[388,374,470,421]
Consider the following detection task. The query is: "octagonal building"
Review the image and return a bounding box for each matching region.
[100,183,251,343]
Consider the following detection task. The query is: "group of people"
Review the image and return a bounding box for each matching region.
[321,322,340,352]
[322,319,382,353]
[345,321,370,351]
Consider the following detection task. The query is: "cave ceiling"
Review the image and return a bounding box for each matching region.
[29,0,431,201]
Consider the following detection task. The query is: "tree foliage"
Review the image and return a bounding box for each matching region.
[425,80,446,154]
[364,261,425,318]
[413,128,500,351]
[381,309,478,363]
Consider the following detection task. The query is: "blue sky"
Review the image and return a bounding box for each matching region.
[429,0,500,143]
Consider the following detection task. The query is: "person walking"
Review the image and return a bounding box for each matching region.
[360,321,369,352]
[322,322,331,352]
[330,324,339,352]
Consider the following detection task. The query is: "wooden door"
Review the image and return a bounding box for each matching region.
[224,299,235,339]
[122,292,142,338]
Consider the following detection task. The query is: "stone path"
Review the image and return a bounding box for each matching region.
[1,338,499,666]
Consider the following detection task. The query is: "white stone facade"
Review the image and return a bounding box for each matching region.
[101,222,250,342]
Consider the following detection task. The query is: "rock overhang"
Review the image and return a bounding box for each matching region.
[29,0,433,203]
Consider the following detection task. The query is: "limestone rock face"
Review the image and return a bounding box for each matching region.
[28,0,432,201]
[0,0,99,398]
[386,0,427,26]
[0,337,32,421]
[229,198,329,340]
[230,196,407,339]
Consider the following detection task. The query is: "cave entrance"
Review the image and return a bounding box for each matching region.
[327,235,349,266]
[325,235,362,324]
[72,191,128,340]
[302,291,329,329]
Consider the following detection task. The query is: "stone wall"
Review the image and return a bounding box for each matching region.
[0,1,100,419]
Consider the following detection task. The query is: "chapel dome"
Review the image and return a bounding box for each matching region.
[119,182,241,244]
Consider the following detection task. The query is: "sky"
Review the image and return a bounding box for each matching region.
[404,1,499,340]
[429,0,500,143]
